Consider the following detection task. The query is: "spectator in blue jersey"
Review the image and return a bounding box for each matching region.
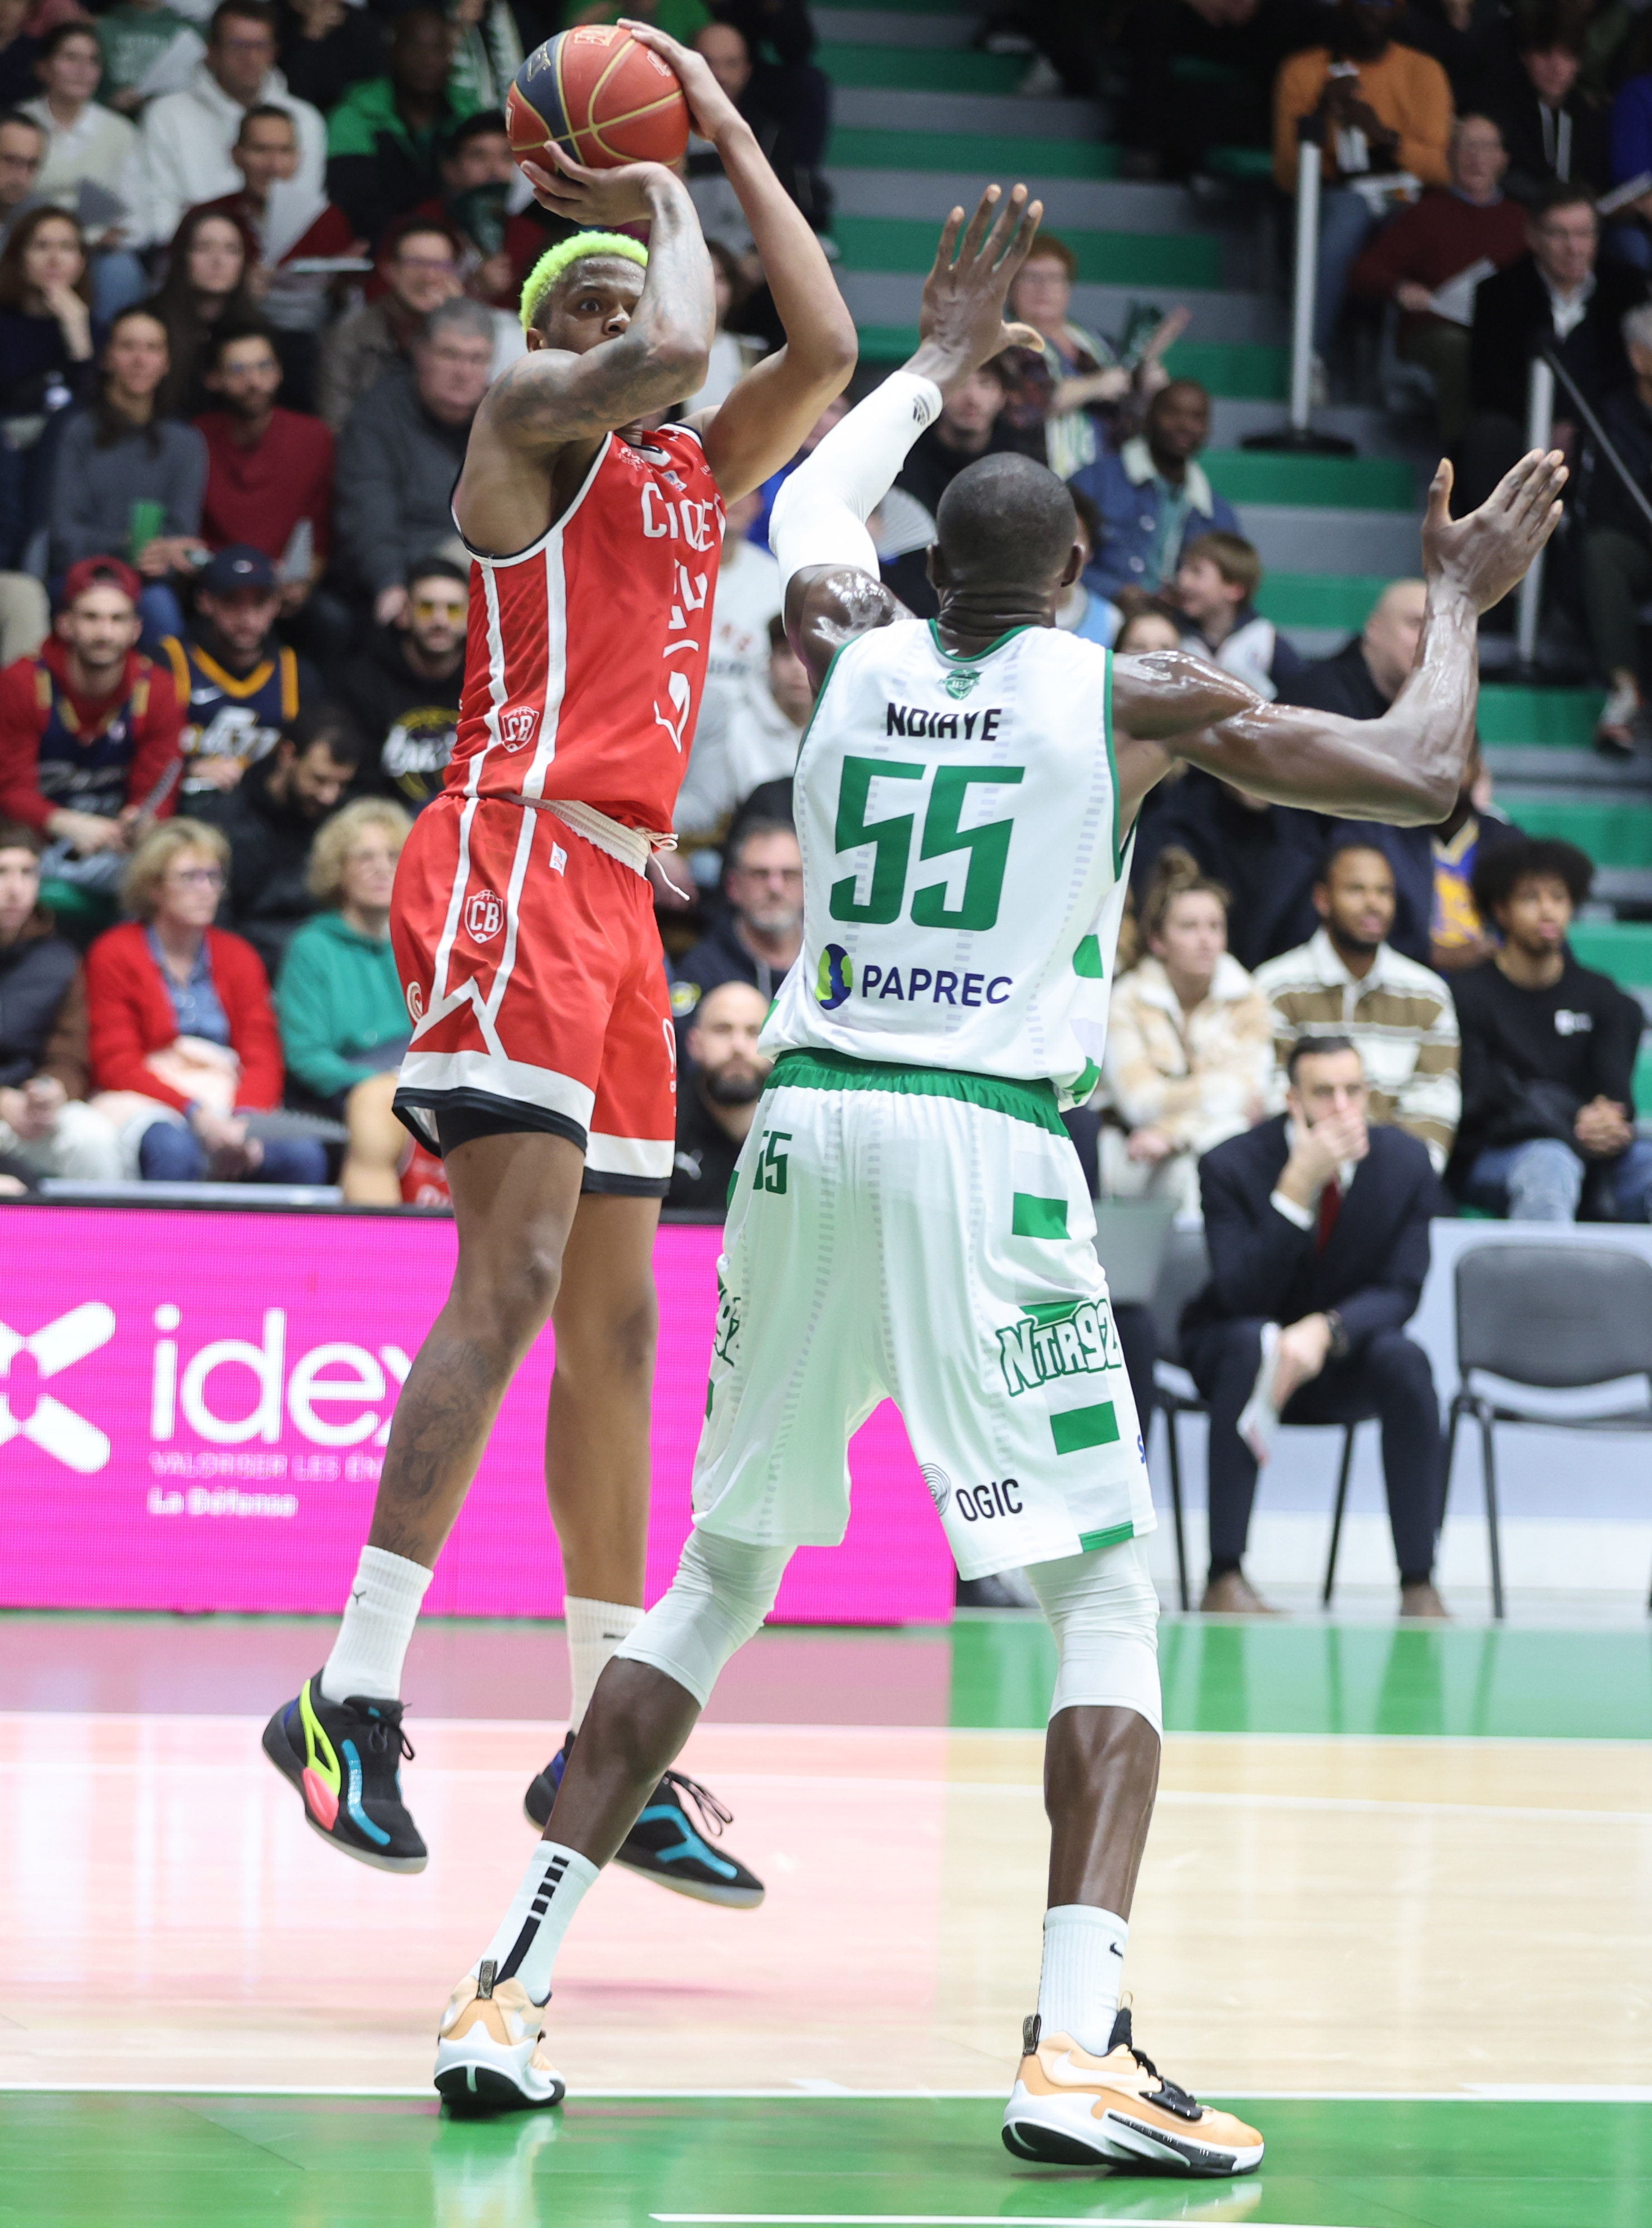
[1071,379,1239,602]
[162,544,319,798]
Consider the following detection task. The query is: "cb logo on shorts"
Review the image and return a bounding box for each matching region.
[500,706,537,750]
[465,890,504,942]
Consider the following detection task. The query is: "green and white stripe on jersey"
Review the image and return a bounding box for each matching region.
[763,618,1128,1108]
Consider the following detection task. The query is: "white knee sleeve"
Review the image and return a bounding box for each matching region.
[610,1528,790,1709]
[1028,1537,1162,1736]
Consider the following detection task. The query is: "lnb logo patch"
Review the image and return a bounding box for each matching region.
[0,1303,116,1473]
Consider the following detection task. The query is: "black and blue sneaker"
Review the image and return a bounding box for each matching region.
[524,1732,764,1909]
[262,1674,427,1873]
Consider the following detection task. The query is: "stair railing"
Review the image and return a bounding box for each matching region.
[1516,343,1652,665]
[1515,354,1555,665]
[1241,113,1353,455]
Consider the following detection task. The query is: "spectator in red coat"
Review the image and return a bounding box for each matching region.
[194,321,333,609]
[0,555,182,905]
[85,814,327,1183]
[1351,113,1529,444]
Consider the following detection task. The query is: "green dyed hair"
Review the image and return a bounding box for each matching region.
[519,231,649,334]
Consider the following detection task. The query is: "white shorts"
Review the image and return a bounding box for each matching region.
[692,1051,1155,1582]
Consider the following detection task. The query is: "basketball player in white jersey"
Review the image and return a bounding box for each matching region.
[432,189,1565,2152]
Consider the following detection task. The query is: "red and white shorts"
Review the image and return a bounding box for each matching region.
[390,794,676,1196]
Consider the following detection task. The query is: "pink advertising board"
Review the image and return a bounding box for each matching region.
[0,1206,954,1624]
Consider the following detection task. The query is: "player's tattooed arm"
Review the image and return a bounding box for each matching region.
[1112,450,1566,833]
[481,169,713,451]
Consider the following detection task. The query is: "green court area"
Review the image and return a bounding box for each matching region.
[947,1616,1652,1738]
[2,2094,1646,2226]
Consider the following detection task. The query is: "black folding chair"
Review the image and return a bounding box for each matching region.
[1445,1242,1652,1621]
[1148,1227,1358,1610]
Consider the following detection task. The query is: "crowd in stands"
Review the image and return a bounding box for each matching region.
[988,1,1652,754]
[0,0,1639,1266]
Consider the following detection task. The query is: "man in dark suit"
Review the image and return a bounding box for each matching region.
[1462,183,1646,512]
[1181,1035,1448,1620]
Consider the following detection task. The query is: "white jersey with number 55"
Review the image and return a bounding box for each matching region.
[763,618,1128,1100]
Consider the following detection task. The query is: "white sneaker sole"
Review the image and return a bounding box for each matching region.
[1001,2084,1263,2176]
[433,2030,566,2115]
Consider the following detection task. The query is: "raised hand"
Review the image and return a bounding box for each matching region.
[1422,449,1567,615]
[911,183,1045,389]
[520,139,682,229]
[619,18,744,145]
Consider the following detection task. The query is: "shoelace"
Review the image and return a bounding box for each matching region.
[364,1717,416,1766]
[659,1768,733,1839]
[1123,2043,1200,2120]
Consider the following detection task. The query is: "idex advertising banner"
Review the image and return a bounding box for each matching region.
[0,1209,954,1623]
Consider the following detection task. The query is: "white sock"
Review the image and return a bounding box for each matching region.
[320,1546,432,1704]
[473,1839,600,2004]
[565,1595,643,1729]
[1037,1905,1129,2056]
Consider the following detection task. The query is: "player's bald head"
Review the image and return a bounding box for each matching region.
[933,453,1078,591]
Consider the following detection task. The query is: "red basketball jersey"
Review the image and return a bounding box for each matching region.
[447,424,725,831]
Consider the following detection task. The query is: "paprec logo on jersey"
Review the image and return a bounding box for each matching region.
[815,944,853,1011]
[499,706,538,750]
[465,889,504,942]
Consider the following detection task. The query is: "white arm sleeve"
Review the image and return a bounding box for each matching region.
[769,369,943,594]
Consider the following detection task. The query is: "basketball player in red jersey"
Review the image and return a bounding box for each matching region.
[261,26,857,1896]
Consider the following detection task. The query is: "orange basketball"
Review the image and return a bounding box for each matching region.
[507,26,690,173]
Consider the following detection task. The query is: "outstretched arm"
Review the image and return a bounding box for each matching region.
[624,21,859,497]
[1113,451,1567,829]
[771,185,1044,687]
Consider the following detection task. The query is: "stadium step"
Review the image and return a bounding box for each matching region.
[830,88,1106,139]
[840,0,983,13]
[819,44,1028,93]
[827,125,1119,177]
[1568,918,1652,987]
[1231,504,1424,579]
[841,271,1278,344]
[827,170,1205,234]
[1479,685,1606,750]
[1203,450,1419,512]
[813,6,977,46]
[1255,573,1389,632]
[849,324,1288,406]
[830,214,1223,288]
[1494,794,1652,866]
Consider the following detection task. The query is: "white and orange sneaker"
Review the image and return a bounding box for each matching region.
[433,1962,566,2114]
[1002,2008,1263,2175]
